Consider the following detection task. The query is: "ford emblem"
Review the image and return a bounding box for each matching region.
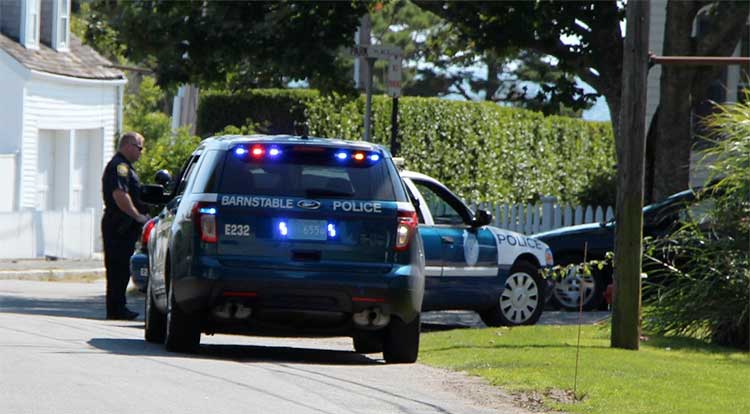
[297,200,321,210]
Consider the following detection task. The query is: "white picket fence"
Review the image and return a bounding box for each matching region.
[0,209,98,259]
[470,196,614,235]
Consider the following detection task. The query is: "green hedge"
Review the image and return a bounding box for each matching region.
[197,89,615,204]
[197,89,319,136]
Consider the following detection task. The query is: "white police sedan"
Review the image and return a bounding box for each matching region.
[401,171,554,326]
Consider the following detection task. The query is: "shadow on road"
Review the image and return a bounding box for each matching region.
[421,323,475,333]
[0,292,145,321]
[88,337,381,366]
[0,295,107,320]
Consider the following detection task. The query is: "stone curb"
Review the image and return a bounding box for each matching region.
[0,268,106,281]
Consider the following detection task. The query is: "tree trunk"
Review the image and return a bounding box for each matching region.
[650,2,696,202]
[654,67,693,202]
[485,52,500,101]
[647,0,750,202]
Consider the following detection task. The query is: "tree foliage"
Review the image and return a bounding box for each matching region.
[123,76,201,184]
[416,0,749,202]
[371,0,594,116]
[415,1,622,119]
[88,1,370,91]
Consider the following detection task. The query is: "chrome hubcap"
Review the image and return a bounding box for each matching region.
[500,272,539,324]
[554,266,596,308]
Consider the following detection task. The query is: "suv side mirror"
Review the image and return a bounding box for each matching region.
[141,184,169,205]
[472,209,492,228]
[154,169,172,187]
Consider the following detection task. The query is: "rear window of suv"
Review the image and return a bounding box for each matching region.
[213,144,404,201]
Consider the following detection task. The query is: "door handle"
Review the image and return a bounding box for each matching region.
[440,236,454,244]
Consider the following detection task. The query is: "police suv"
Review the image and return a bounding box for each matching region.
[140,135,425,363]
[400,171,553,326]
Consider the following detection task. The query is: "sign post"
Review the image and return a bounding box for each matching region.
[351,44,402,142]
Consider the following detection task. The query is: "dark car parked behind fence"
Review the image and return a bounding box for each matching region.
[532,188,715,310]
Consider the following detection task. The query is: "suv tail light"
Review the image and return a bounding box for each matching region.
[141,219,157,246]
[394,210,418,252]
[191,202,218,243]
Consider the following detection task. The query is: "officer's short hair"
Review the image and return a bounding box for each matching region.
[119,132,143,149]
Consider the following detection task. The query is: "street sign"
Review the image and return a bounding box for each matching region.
[349,45,402,60]
[349,45,403,97]
[387,59,402,98]
[366,45,402,60]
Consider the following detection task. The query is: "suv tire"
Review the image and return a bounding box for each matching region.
[353,332,384,354]
[164,282,201,352]
[383,314,420,364]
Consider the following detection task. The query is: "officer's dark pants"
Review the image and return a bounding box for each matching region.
[101,215,138,316]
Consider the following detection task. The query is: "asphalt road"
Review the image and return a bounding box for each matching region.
[0,280,605,414]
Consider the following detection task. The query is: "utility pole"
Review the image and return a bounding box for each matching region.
[612,0,650,350]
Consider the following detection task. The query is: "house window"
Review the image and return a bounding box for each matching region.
[53,0,70,51]
[22,0,41,49]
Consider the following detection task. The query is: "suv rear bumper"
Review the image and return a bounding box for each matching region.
[172,260,424,336]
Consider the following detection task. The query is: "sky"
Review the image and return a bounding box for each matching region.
[581,82,611,121]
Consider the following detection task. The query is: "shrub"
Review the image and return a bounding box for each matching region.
[197,89,319,136]
[197,89,616,204]
[643,98,749,350]
[306,94,615,204]
[137,127,201,185]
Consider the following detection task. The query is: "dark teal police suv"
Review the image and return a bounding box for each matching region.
[139,135,425,363]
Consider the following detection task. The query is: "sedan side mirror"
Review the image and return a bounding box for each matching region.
[472,209,493,228]
[141,184,169,205]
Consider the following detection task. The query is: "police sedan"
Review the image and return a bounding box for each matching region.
[401,171,553,326]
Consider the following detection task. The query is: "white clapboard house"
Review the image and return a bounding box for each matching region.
[0,0,126,258]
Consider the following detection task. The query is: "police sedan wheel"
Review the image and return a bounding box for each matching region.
[480,261,544,327]
[500,272,540,324]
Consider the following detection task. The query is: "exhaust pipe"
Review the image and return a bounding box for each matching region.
[212,301,253,319]
[353,308,390,328]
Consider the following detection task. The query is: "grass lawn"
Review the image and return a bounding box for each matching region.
[419,321,749,414]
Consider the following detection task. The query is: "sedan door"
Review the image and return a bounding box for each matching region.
[403,176,498,311]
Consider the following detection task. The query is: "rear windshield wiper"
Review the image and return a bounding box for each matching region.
[305,188,354,198]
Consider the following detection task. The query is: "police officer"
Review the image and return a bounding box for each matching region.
[101,132,149,320]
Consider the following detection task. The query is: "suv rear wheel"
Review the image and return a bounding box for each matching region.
[383,314,420,364]
[164,282,201,352]
[480,260,544,326]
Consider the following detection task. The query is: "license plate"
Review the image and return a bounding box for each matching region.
[288,219,327,241]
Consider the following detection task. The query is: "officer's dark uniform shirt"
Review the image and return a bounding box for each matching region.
[102,152,146,236]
